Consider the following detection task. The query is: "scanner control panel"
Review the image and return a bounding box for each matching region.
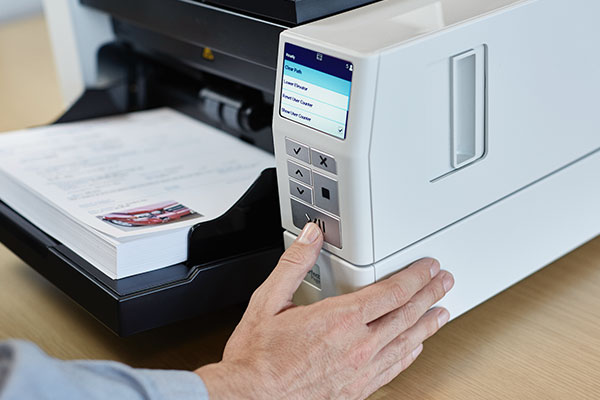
[285,137,341,248]
[280,43,353,140]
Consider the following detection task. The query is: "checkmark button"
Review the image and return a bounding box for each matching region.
[285,138,310,163]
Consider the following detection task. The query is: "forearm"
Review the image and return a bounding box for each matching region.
[0,340,209,400]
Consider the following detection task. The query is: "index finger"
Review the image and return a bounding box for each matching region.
[342,258,440,324]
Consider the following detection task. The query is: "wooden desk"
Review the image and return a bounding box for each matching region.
[1,15,599,399]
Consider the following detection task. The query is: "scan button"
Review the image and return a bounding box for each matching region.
[291,199,341,248]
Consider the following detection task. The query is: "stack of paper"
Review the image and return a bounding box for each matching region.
[0,108,275,279]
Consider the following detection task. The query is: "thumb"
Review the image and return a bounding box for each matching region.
[260,223,323,314]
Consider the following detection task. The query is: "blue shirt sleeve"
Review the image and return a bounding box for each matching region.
[0,340,209,400]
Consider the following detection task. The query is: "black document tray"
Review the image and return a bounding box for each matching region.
[0,169,284,336]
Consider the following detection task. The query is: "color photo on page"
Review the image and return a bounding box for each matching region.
[98,201,202,231]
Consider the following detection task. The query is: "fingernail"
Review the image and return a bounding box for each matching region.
[442,272,454,292]
[437,309,450,328]
[298,223,320,244]
[412,344,423,359]
[429,260,440,278]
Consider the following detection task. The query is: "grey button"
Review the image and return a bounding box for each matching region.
[313,172,339,216]
[311,149,337,174]
[287,160,311,185]
[289,179,313,203]
[285,138,310,163]
[291,199,341,248]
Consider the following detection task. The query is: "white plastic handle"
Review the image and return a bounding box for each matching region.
[451,46,486,168]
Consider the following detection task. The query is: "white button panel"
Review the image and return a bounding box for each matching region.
[284,138,342,247]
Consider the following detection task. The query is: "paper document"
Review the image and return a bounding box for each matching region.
[0,108,274,239]
[0,108,275,278]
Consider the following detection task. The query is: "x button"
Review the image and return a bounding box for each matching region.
[311,149,337,175]
[319,155,328,168]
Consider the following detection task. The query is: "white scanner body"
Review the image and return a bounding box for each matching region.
[272,0,600,318]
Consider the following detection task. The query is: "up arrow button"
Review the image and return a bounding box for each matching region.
[287,160,311,185]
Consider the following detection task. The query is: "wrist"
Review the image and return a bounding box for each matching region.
[195,361,255,400]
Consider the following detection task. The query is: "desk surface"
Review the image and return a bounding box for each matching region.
[1,15,600,399]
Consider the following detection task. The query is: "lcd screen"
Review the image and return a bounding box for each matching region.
[280,43,353,139]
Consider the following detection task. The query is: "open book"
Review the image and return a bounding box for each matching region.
[0,108,275,279]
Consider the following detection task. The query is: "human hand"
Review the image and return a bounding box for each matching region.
[195,223,454,399]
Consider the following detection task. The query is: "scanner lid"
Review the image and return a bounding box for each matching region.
[189,0,382,25]
[287,0,526,55]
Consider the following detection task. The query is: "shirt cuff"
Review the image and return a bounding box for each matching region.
[135,368,210,399]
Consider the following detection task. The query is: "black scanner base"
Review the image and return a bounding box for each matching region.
[0,168,284,336]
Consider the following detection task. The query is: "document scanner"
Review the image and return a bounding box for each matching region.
[1,0,598,335]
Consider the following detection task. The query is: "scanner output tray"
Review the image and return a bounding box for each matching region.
[0,168,283,336]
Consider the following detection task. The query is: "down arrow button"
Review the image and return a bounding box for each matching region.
[289,179,312,204]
